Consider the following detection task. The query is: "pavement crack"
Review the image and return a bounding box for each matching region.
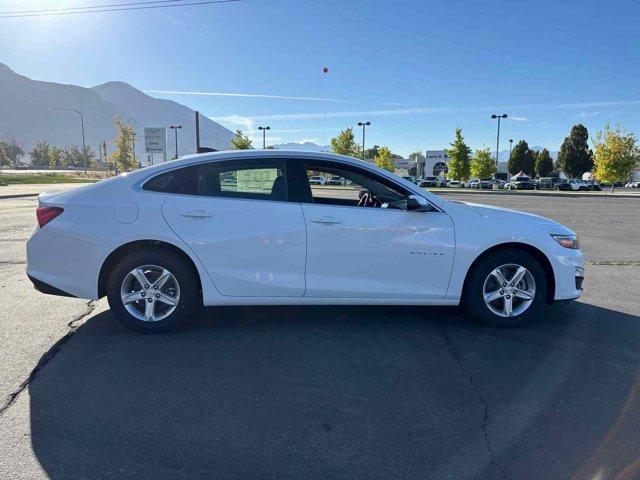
[0,260,27,265]
[0,300,96,417]
[439,326,508,480]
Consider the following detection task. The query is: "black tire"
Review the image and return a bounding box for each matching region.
[106,247,201,332]
[463,248,547,327]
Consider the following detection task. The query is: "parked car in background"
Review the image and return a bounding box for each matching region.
[585,180,602,191]
[537,177,565,190]
[309,175,325,185]
[27,150,584,332]
[419,176,440,188]
[468,178,480,188]
[448,180,461,188]
[478,179,493,189]
[567,179,590,191]
[552,180,572,191]
[325,176,344,186]
[506,176,537,190]
[625,180,640,188]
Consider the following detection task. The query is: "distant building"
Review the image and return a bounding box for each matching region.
[394,149,509,178]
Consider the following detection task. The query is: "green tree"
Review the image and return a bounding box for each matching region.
[507,140,535,176]
[110,115,136,172]
[534,148,554,177]
[364,145,380,161]
[230,129,253,150]
[29,141,52,167]
[593,125,640,192]
[0,143,10,168]
[3,139,24,168]
[330,127,360,157]
[470,148,496,179]
[374,146,395,171]
[557,124,593,178]
[49,146,63,170]
[445,128,471,181]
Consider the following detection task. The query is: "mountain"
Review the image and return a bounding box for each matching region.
[0,62,233,163]
[497,147,558,163]
[271,141,330,152]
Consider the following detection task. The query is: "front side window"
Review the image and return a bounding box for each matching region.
[303,162,408,210]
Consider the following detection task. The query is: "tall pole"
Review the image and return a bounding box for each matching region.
[132,131,136,168]
[357,121,370,160]
[509,139,513,158]
[258,126,270,149]
[170,125,182,159]
[195,111,201,152]
[491,114,507,178]
[53,108,86,173]
[322,67,329,149]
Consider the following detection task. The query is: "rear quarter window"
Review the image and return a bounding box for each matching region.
[142,166,198,195]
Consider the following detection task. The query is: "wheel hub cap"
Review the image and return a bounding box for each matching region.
[482,263,536,318]
[120,265,180,322]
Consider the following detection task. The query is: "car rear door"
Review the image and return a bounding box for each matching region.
[289,159,455,299]
[161,158,306,297]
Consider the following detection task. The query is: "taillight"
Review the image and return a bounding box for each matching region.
[36,206,64,228]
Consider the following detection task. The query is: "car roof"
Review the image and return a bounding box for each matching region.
[120,149,444,207]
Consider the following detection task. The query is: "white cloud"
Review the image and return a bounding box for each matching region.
[573,110,602,118]
[210,99,640,124]
[144,89,343,102]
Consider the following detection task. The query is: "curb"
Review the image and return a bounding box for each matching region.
[0,193,39,200]
[435,190,640,199]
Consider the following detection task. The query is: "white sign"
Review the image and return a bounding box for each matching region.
[144,127,167,155]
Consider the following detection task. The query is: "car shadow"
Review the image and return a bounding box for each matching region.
[28,302,640,480]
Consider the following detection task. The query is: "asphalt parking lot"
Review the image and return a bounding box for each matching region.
[1,192,639,480]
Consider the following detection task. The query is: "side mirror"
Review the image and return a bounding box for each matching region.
[406,194,432,212]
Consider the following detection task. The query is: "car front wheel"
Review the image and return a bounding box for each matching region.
[106,248,200,332]
[463,248,547,326]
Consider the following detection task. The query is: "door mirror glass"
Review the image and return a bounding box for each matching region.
[406,194,431,212]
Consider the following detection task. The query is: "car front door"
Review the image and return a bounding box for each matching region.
[290,159,455,299]
[161,158,306,297]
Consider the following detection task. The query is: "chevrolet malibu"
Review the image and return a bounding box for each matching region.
[27,151,584,332]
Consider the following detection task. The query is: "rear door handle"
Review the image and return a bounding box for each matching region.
[181,209,214,218]
[311,216,342,224]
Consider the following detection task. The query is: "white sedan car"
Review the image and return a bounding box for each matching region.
[27,151,584,332]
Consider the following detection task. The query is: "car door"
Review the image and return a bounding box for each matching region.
[160,158,306,297]
[290,159,455,299]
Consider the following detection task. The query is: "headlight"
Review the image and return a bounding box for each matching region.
[552,234,581,250]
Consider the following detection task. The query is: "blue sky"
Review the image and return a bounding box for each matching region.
[1,0,638,156]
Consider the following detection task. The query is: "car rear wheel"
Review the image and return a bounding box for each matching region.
[106,248,200,332]
[463,248,547,326]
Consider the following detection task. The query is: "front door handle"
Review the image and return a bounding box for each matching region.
[311,216,342,224]
[181,209,214,218]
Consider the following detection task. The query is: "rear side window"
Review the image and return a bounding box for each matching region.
[142,159,287,202]
[142,166,197,194]
[198,160,287,201]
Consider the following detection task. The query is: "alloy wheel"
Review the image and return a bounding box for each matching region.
[120,265,180,322]
[482,263,536,318]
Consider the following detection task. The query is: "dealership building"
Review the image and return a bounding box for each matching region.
[395,150,509,178]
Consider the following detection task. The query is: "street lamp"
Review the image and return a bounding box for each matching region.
[509,138,514,158]
[356,121,371,160]
[53,107,86,173]
[490,114,507,176]
[169,125,182,159]
[258,126,270,149]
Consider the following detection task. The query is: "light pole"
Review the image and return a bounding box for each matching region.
[357,121,370,160]
[170,125,182,159]
[491,114,507,176]
[53,107,86,173]
[258,126,270,149]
